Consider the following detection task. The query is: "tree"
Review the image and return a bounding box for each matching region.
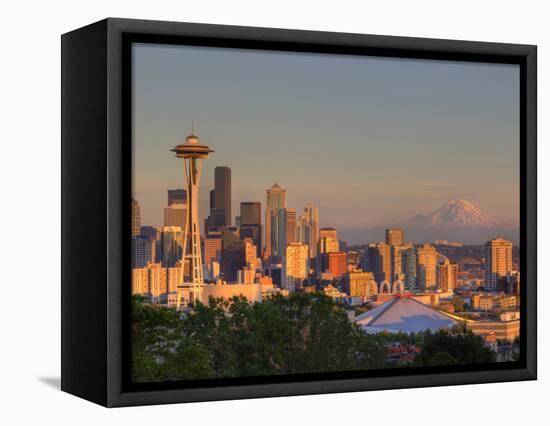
[131,296,213,383]
[451,296,465,312]
[414,329,495,367]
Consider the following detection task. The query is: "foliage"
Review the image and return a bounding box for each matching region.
[451,296,465,312]
[131,296,213,383]
[132,293,498,383]
[132,293,387,381]
[413,328,496,367]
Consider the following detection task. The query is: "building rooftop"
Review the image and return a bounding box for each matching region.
[355,295,459,334]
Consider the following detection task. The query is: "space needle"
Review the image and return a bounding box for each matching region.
[171,126,213,308]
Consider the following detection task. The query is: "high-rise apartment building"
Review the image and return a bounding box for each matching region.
[484,238,513,292]
[282,243,308,292]
[416,244,438,290]
[437,259,458,292]
[214,166,231,226]
[385,228,404,246]
[131,198,141,236]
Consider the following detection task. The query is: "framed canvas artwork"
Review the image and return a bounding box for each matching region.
[61,18,537,407]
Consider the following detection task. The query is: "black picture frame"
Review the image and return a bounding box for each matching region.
[61,17,537,407]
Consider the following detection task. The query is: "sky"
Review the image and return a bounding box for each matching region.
[132,42,520,231]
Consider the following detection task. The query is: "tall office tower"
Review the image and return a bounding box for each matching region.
[160,226,184,268]
[275,208,290,260]
[416,244,438,290]
[167,189,187,206]
[265,183,286,258]
[221,227,245,282]
[400,243,417,289]
[303,203,319,258]
[164,203,187,230]
[327,252,348,278]
[209,189,215,210]
[286,208,297,244]
[484,238,513,292]
[363,243,391,284]
[344,271,377,297]
[171,130,213,305]
[282,242,309,292]
[240,202,262,257]
[131,235,153,268]
[390,244,403,282]
[140,226,158,261]
[131,198,141,236]
[243,237,258,268]
[203,231,222,280]
[437,259,458,292]
[214,166,231,226]
[385,228,404,246]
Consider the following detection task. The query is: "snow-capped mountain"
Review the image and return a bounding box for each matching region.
[339,200,518,245]
[407,199,514,228]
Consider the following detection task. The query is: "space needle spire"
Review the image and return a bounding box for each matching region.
[171,126,213,308]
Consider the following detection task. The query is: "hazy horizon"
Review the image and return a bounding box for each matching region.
[132,43,520,234]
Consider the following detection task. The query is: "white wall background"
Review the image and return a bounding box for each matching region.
[1,0,546,423]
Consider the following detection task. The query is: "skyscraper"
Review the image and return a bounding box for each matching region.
[327,252,348,278]
[160,226,184,268]
[363,243,391,284]
[131,235,153,268]
[203,230,222,280]
[167,189,187,206]
[416,244,438,290]
[400,243,417,289]
[171,130,213,305]
[318,228,339,254]
[164,203,187,230]
[385,228,404,246]
[265,183,286,258]
[131,198,141,236]
[286,208,297,244]
[303,203,319,258]
[276,208,290,260]
[214,166,231,226]
[240,202,262,257]
[282,242,309,292]
[437,259,458,292]
[484,238,513,292]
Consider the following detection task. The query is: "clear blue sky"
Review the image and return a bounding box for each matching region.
[132,43,519,231]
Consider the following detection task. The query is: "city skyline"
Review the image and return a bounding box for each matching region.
[132,43,520,232]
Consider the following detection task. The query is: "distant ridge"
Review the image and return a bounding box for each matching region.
[340,200,518,245]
